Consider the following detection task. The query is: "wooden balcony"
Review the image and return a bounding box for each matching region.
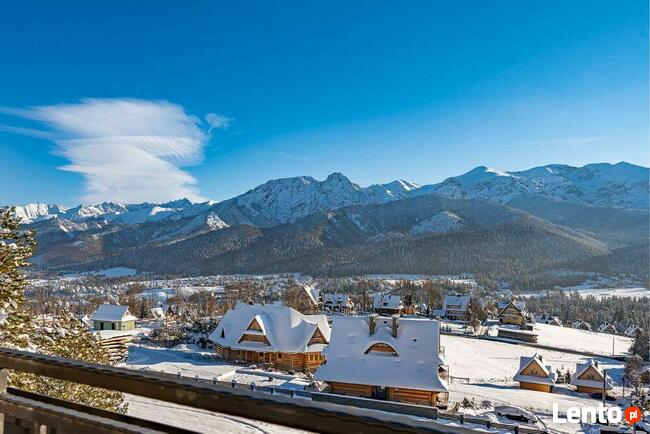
[0,347,460,434]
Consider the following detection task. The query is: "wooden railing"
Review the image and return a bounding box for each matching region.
[0,347,487,434]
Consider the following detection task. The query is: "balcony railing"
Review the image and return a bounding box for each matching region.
[0,347,477,434]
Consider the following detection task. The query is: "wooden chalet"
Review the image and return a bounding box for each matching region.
[209,303,330,373]
[314,315,449,408]
[496,300,528,326]
[596,322,617,334]
[572,320,592,331]
[513,354,556,393]
[322,293,355,314]
[625,324,642,337]
[372,294,402,315]
[570,359,612,396]
[442,295,470,321]
[536,314,562,327]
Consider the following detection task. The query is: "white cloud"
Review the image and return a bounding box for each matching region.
[205,113,232,131]
[1,98,230,204]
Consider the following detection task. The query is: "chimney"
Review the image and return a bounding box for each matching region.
[369,314,377,335]
[391,314,399,338]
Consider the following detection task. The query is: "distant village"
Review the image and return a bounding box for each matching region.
[24,272,650,431]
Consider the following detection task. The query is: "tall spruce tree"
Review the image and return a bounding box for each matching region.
[0,207,126,413]
[0,207,35,347]
[11,308,128,413]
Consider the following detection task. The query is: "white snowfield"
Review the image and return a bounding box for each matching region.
[533,323,633,356]
[442,334,627,434]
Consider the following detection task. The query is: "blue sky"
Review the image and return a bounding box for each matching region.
[0,0,648,205]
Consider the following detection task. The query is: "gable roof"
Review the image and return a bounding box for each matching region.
[442,295,470,310]
[372,294,402,310]
[597,322,617,333]
[497,300,527,318]
[93,305,137,322]
[572,320,592,330]
[571,359,612,390]
[208,303,330,353]
[322,293,352,306]
[314,316,447,392]
[301,285,321,305]
[513,353,556,385]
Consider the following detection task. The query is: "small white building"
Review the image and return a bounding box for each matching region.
[442,295,470,321]
[92,305,137,331]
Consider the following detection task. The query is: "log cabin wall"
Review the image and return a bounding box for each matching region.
[329,382,373,398]
[387,388,437,406]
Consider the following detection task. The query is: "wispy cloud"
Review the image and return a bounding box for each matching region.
[0,98,231,204]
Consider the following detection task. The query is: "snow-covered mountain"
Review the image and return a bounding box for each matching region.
[210,172,421,227]
[13,199,214,225]
[416,162,649,209]
[11,162,648,231]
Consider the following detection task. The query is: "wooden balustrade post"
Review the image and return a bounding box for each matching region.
[0,368,8,434]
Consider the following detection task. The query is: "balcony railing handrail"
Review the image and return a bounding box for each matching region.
[0,347,469,434]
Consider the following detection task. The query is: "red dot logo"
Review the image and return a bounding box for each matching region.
[625,406,643,426]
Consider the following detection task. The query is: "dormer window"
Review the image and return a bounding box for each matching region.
[365,343,398,356]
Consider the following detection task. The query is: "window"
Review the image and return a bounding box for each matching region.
[365,343,398,356]
[220,329,225,339]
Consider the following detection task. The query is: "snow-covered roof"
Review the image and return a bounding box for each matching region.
[571,359,612,390]
[93,304,137,322]
[497,299,526,311]
[572,320,592,330]
[314,316,448,392]
[302,285,321,305]
[597,322,617,333]
[372,294,402,310]
[150,307,165,319]
[78,314,93,328]
[208,303,330,353]
[443,295,470,310]
[625,324,641,336]
[513,353,556,386]
[322,293,351,306]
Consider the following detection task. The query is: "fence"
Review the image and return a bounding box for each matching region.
[0,347,513,434]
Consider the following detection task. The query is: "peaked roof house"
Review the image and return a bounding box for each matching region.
[513,354,556,393]
[442,295,470,321]
[372,294,402,315]
[322,293,354,314]
[536,314,562,327]
[625,324,642,337]
[496,300,529,326]
[572,320,592,331]
[314,316,449,408]
[597,322,617,334]
[92,305,137,331]
[571,359,612,396]
[209,303,330,373]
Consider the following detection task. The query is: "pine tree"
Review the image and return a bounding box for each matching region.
[0,207,35,348]
[11,308,128,413]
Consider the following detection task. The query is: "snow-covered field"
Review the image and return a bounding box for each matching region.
[533,323,633,356]
[563,286,649,300]
[442,334,627,433]
[522,285,649,300]
[124,331,633,434]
